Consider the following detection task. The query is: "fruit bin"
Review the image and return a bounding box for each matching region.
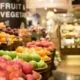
[51,49,56,70]
[45,59,52,76]
[0,43,8,50]
[37,73,42,80]
[47,49,56,75]
[35,65,49,80]
[0,41,23,51]
[8,41,23,51]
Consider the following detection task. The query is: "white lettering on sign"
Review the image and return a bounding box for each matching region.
[6,3,10,9]
[0,2,25,18]
[0,12,24,18]
[0,12,5,17]
[0,3,23,10]
[0,3,5,9]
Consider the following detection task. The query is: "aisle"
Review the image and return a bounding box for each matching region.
[53,55,80,80]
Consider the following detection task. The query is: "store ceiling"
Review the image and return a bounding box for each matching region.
[26,0,69,9]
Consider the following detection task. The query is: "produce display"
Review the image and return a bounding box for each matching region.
[0,22,56,80]
[26,38,56,51]
[1,26,47,44]
[60,23,80,48]
[0,50,48,70]
[16,46,51,61]
[0,56,41,80]
[0,32,17,44]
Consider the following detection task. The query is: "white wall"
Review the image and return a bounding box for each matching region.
[26,0,69,9]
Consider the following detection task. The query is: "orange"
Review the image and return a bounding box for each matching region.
[35,47,42,51]
[41,55,51,61]
[39,51,46,57]
[16,46,24,53]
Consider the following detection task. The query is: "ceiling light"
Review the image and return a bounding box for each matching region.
[44,7,48,10]
[53,9,57,12]
[50,0,53,2]
[38,0,42,2]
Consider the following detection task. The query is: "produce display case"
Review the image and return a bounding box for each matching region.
[0,22,57,80]
[59,22,80,56]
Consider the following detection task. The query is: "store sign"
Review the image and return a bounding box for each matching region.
[0,0,26,28]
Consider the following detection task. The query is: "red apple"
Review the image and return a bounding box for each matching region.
[12,77,25,80]
[21,62,33,74]
[35,41,40,46]
[26,74,36,80]
[0,57,7,62]
[0,76,7,80]
[0,70,7,77]
[14,60,33,74]
[0,62,7,70]
[32,71,39,80]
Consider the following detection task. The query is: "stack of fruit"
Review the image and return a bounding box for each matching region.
[0,50,16,60]
[0,32,17,45]
[0,56,41,80]
[3,27,18,35]
[32,47,51,61]
[0,49,48,70]
[16,46,51,61]
[0,32,23,50]
[26,38,56,52]
[16,47,48,70]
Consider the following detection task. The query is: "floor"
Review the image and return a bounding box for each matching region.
[48,57,80,80]
[48,77,54,80]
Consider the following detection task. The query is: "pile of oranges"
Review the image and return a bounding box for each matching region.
[0,32,17,44]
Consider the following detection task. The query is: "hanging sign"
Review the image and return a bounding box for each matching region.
[0,0,26,28]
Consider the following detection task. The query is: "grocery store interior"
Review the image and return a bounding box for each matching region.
[0,0,80,80]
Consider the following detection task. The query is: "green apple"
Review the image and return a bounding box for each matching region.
[0,50,5,56]
[2,55,12,60]
[10,51,17,59]
[5,51,16,59]
[5,51,11,56]
[18,53,32,62]
[31,53,41,62]
[29,60,38,69]
[38,60,47,68]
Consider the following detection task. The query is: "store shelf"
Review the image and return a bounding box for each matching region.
[59,23,80,55]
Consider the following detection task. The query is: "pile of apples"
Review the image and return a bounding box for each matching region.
[26,38,56,51]
[0,49,48,70]
[0,57,41,80]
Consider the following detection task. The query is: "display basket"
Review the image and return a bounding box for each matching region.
[35,65,49,80]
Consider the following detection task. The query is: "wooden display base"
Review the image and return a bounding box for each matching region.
[60,48,80,55]
[60,48,80,60]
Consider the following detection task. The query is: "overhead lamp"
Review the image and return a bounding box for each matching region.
[53,9,57,12]
[38,0,42,2]
[44,7,48,10]
[63,14,66,17]
[50,0,53,2]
